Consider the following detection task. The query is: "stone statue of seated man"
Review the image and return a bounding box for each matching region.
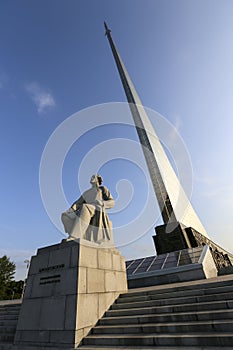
[61,174,115,244]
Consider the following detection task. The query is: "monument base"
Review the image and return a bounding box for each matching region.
[153,222,192,255]
[153,222,233,270]
[127,246,218,289]
[13,239,127,349]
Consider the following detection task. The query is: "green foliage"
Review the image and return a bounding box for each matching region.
[0,255,15,283]
[0,255,23,300]
[5,280,24,300]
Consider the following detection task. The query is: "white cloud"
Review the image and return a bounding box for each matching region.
[25,82,55,113]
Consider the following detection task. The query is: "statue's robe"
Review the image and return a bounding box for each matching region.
[61,186,114,243]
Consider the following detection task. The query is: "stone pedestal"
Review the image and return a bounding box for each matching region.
[13,239,127,349]
[153,222,192,255]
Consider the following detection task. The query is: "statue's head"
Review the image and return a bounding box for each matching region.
[90,174,103,186]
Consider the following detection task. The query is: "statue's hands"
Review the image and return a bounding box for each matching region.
[103,199,115,209]
[94,200,104,207]
[94,199,114,209]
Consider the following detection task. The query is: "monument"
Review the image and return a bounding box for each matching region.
[13,174,127,349]
[104,22,233,268]
[10,22,233,350]
[61,174,114,245]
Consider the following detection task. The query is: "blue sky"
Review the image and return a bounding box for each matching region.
[1,1,233,280]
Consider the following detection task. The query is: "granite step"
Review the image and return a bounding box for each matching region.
[82,333,233,347]
[79,277,233,348]
[0,315,18,321]
[0,325,17,333]
[0,305,21,309]
[0,304,21,347]
[93,320,233,334]
[0,320,18,326]
[107,299,233,316]
[112,290,233,310]
[0,309,20,316]
[80,347,233,350]
[100,309,233,325]
[0,335,14,343]
[0,309,20,313]
[125,277,233,297]
[116,284,233,304]
[0,344,13,350]
[0,306,21,310]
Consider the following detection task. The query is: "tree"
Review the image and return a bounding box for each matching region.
[0,255,16,300]
[5,280,24,300]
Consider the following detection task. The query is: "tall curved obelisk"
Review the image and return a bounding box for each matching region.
[104,22,209,253]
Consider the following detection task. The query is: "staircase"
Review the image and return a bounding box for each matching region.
[79,275,233,349]
[0,301,21,350]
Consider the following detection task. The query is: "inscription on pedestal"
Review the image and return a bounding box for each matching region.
[39,275,61,285]
[39,263,65,273]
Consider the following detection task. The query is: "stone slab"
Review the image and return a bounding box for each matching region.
[87,268,105,293]
[98,249,113,270]
[13,240,127,349]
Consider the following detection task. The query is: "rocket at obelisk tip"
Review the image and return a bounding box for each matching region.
[104,21,111,35]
